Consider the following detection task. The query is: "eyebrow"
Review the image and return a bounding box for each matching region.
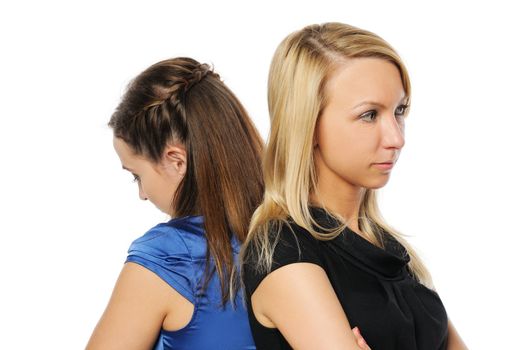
[122,165,132,172]
[352,97,409,110]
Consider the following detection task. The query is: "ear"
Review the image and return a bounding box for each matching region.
[162,143,187,177]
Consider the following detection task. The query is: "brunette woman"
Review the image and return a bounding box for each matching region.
[87,57,262,349]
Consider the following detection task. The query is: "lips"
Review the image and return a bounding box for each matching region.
[372,162,394,170]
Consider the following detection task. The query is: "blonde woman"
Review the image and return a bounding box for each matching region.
[242,23,468,349]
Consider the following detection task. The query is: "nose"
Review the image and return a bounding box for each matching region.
[380,113,405,150]
[138,184,147,201]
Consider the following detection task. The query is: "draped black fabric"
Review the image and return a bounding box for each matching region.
[243,207,448,349]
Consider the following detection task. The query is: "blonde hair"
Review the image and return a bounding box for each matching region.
[242,22,433,288]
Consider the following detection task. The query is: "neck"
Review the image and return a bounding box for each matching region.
[310,175,365,234]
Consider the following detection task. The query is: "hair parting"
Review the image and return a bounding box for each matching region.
[241,23,433,289]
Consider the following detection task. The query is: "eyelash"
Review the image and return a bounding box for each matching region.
[132,174,140,183]
[360,104,409,122]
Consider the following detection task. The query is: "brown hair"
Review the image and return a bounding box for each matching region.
[109,57,264,304]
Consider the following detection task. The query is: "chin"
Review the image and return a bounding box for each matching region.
[364,178,390,190]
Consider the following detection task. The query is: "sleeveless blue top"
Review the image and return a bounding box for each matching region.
[125,215,255,350]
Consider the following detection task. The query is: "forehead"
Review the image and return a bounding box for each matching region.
[113,137,143,165]
[325,57,406,104]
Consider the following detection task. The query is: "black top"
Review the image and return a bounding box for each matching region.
[242,207,448,349]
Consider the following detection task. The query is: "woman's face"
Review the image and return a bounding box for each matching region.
[314,57,408,191]
[113,137,184,216]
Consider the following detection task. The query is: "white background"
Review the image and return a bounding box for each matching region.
[1,0,525,348]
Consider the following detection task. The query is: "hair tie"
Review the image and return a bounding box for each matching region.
[183,64,213,92]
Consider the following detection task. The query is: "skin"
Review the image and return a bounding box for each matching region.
[86,138,193,350]
[252,57,467,349]
[113,137,186,214]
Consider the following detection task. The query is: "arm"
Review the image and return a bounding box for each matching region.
[447,319,468,350]
[251,262,369,350]
[86,262,193,350]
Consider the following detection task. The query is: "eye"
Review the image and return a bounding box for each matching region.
[360,110,377,122]
[395,104,409,118]
[132,173,140,183]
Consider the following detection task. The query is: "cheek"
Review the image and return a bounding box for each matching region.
[142,173,165,201]
[315,115,391,189]
[139,178,154,200]
[317,118,372,167]
[157,173,179,204]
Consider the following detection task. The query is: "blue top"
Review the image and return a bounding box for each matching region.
[126,215,255,350]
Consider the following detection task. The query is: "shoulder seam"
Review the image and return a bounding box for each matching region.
[170,226,194,262]
[133,226,167,244]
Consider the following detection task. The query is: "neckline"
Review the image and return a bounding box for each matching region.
[165,214,241,252]
[309,206,410,279]
[167,214,204,224]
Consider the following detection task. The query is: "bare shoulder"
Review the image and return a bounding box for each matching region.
[252,262,361,349]
[447,319,469,350]
[86,262,194,350]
